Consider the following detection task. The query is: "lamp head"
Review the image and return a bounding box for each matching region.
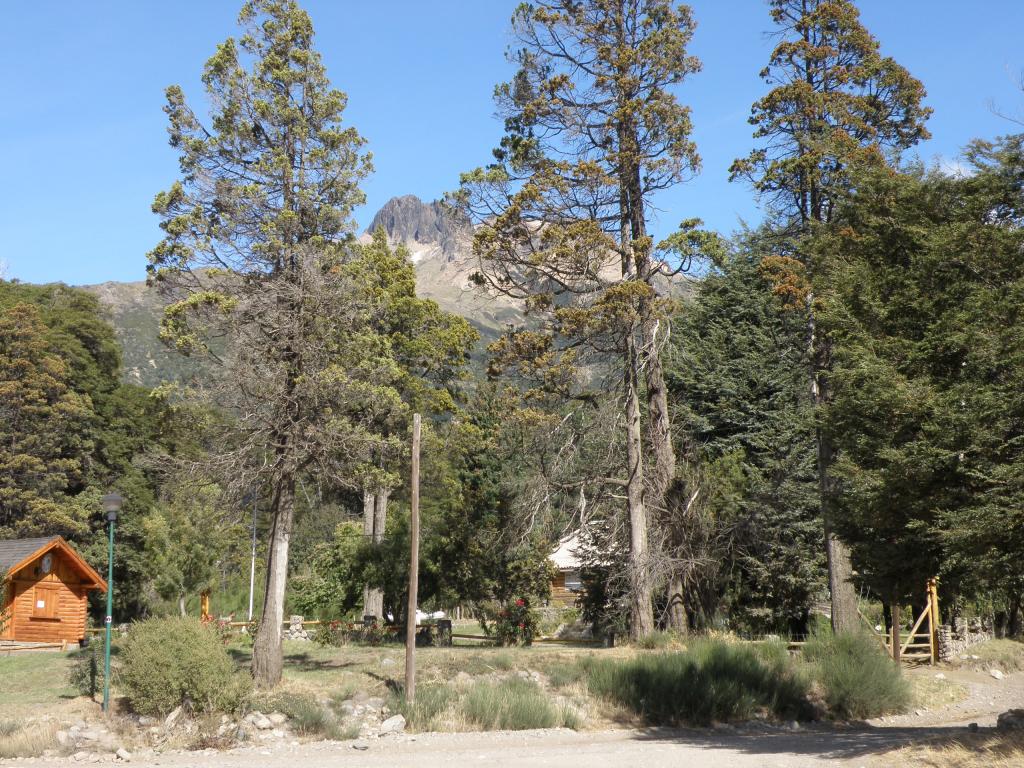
[102,492,123,523]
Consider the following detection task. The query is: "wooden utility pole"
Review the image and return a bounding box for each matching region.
[404,413,421,704]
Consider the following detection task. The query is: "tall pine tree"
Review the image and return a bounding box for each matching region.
[730,0,931,632]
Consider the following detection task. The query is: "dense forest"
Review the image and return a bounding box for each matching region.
[2,0,1023,688]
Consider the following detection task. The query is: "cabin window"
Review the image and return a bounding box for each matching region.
[32,585,58,620]
[564,570,582,591]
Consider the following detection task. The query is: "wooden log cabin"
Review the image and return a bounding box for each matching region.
[548,534,583,606]
[0,536,106,646]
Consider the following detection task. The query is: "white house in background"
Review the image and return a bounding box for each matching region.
[548,534,583,605]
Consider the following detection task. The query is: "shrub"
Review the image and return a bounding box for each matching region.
[68,642,105,699]
[118,616,251,715]
[493,599,538,646]
[583,640,812,725]
[803,630,911,719]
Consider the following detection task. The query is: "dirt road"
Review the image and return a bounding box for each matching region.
[5,668,1019,768]
[0,726,972,768]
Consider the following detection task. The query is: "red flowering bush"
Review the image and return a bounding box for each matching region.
[494,598,538,646]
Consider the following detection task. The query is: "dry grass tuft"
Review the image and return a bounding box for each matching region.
[888,732,1024,768]
[0,720,63,759]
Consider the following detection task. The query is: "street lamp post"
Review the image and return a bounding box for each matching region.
[101,492,123,715]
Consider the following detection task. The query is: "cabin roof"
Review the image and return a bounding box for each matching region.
[0,536,106,590]
[549,533,582,571]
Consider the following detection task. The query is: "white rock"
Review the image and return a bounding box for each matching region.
[378,714,406,734]
[934,673,946,680]
[164,706,183,729]
[72,751,91,762]
[352,740,370,751]
[116,748,132,762]
[252,715,273,730]
[991,669,1006,680]
[268,712,288,726]
[57,730,71,747]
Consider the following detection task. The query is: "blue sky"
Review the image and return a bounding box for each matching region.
[1,1,1022,285]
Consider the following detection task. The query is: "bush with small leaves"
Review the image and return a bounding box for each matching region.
[118,616,251,715]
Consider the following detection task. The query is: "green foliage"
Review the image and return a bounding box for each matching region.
[732,0,931,224]
[491,599,538,647]
[389,684,457,732]
[0,302,94,539]
[667,241,824,633]
[804,631,911,719]
[583,641,812,725]
[0,281,201,619]
[144,480,234,614]
[118,617,251,715]
[820,140,1024,604]
[68,642,105,700]
[462,678,564,731]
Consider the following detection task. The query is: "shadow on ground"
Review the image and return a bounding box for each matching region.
[631,722,1007,761]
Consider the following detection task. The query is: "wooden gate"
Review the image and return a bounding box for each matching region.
[884,578,940,665]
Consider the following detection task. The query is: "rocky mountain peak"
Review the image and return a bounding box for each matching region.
[366,194,471,259]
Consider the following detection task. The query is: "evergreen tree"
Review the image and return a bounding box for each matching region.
[0,303,93,539]
[730,0,931,632]
[455,0,705,639]
[149,0,398,686]
[820,138,1024,627]
[668,239,824,634]
[347,231,477,620]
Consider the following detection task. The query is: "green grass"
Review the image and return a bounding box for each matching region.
[462,678,563,730]
[0,652,78,716]
[636,631,685,650]
[389,684,458,731]
[965,639,1024,672]
[803,631,911,719]
[582,639,812,726]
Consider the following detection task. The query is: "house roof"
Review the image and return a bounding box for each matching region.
[549,533,582,571]
[0,536,106,590]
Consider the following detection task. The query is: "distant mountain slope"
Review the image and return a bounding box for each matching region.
[81,194,693,387]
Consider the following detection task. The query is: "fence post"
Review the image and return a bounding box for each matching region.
[928,578,940,665]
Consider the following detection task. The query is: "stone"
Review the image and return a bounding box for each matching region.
[252,715,273,730]
[934,673,946,680]
[353,740,370,750]
[79,730,102,742]
[164,706,183,729]
[997,709,1024,731]
[990,669,1006,680]
[116,748,132,762]
[379,715,406,735]
[364,697,386,712]
[968,722,979,732]
[380,658,396,668]
[72,751,91,762]
[57,730,71,747]
[137,717,156,727]
[267,713,288,726]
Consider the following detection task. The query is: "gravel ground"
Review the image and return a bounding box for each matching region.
[4,669,1020,768]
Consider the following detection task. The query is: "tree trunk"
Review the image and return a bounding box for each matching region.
[666,573,687,634]
[361,488,384,620]
[890,598,901,664]
[809,304,858,633]
[642,312,676,509]
[625,336,654,640]
[252,475,296,688]
[366,488,389,620]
